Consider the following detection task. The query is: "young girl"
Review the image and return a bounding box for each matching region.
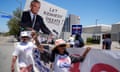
[51,39,91,72]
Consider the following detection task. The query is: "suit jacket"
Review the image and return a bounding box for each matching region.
[20,11,51,34]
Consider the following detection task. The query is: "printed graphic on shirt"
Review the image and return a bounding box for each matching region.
[57,55,71,68]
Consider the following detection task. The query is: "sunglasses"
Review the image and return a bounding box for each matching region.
[21,36,29,38]
[58,44,66,47]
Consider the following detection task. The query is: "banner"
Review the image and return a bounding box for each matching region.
[24,0,67,36]
[67,48,120,72]
[32,48,51,72]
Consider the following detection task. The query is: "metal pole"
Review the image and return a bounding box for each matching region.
[96,19,98,26]
[94,19,98,40]
[0,11,20,20]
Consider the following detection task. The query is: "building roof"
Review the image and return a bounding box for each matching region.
[83,24,111,28]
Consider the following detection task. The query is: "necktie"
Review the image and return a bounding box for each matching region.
[32,15,35,22]
[32,15,36,28]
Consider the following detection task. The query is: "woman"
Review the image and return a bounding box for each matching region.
[51,39,91,72]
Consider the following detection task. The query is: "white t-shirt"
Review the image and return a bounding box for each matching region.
[54,54,71,72]
[12,42,35,67]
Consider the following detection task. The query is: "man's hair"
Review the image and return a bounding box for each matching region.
[31,0,40,6]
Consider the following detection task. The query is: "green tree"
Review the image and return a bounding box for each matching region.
[7,8,22,35]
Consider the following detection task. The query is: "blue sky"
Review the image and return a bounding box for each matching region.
[0,0,120,32]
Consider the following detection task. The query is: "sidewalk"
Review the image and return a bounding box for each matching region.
[85,41,120,51]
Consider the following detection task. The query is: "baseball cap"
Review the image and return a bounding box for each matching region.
[20,31,29,37]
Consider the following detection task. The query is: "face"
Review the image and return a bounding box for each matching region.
[57,44,66,54]
[30,2,40,14]
[21,36,29,42]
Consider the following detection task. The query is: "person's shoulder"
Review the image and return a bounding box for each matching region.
[15,42,21,47]
[37,14,43,19]
[15,42,24,49]
[22,11,29,14]
[28,42,34,45]
[27,41,34,47]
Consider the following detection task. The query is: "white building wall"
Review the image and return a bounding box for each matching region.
[82,25,111,44]
[111,24,120,41]
[81,33,93,43]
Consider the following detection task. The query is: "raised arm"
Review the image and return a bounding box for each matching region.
[31,31,40,47]
[82,47,91,58]
[70,47,91,63]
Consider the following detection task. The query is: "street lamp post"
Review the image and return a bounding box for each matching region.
[94,19,99,40]
[95,19,103,48]
[96,19,98,26]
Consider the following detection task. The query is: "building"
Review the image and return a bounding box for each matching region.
[111,22,120,42]
[69,14,80,25]
[83,24,111,34]
[62,17,70,32]
[62,16,120,45]
[61,14,81,40]
[82,24,111,43]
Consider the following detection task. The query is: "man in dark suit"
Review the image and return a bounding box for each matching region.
[20,0,51,34]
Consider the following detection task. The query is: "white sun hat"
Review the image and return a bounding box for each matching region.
[20,31,29,37]
[53,39,67,49]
